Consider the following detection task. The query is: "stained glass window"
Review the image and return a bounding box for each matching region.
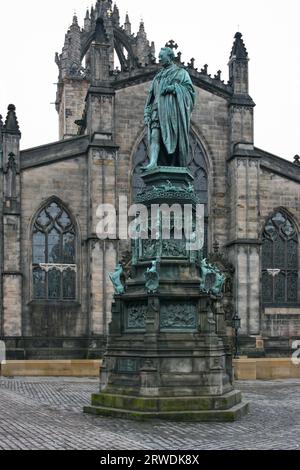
[32,201,77,301]
[262,211,298,305]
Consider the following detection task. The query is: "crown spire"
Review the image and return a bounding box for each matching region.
[72,12,79,26]
[139,19,145,34]
[230,32,248,61]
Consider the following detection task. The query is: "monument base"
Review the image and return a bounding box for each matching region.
[84,390,249,422]
[84,166,249,422]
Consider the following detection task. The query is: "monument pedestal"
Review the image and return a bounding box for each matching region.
[84,168,249,421]
[84,395,248,422]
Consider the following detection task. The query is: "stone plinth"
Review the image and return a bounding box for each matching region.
[84,167,248,421]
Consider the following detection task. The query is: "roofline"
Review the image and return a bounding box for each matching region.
[112,65,233,100]
[255,146,300,184]
[20,134,88,154]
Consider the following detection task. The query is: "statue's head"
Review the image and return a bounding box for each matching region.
[159,47,175,67]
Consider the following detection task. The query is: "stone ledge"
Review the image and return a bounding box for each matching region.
[0,360,102,377]
[83,401,249,422]
[264,308,300,315]
[91,389,242,412]
[233,358,300,380]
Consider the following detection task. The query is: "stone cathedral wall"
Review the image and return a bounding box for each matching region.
[259,169,300,349]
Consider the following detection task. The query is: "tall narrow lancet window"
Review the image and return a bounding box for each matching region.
[262,211,298,305]
[32,201,77,301]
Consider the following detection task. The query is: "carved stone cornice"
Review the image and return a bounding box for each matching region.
[37,264,77,273]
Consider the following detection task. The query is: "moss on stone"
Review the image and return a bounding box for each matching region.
[83,402,250,422]
[91,390,243,413]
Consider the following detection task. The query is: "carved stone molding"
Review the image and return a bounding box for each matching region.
[38,264,77,273]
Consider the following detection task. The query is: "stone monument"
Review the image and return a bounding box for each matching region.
[84,46,249,421]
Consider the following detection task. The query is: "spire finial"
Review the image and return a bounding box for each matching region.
[230,31,248,60]
[112,3,120,24]
[294,155,300,166]
[139,18,145,31]
[3,104,21,135]
[72,11,78,25]
[124,11,131,34]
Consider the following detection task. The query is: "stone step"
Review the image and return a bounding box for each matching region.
[83,401,250,422]
[91,389,242,412]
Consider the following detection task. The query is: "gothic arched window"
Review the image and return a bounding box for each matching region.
[262,211,298,305]
[32,201,77,301]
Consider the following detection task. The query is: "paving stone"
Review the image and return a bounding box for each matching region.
[0,378,300,450]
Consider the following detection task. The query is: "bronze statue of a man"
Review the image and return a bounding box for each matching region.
[143,47,195,171]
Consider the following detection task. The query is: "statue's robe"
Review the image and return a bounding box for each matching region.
[145,63,195,166]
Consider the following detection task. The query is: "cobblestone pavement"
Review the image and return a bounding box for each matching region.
[0,377,300,450]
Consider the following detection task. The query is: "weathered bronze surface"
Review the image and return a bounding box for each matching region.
[143,47,195,171]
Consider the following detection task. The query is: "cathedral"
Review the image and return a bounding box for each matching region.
[1,0,299,359]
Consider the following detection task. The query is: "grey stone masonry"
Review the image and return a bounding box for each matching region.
[1,3,300,358]
[1,106,22,338]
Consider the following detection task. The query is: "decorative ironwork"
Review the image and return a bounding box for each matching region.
[262,211,298,304]
[160,303,197,330]
[32,201,76,301]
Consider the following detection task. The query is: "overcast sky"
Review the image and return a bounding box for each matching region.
[1,0,299,160]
